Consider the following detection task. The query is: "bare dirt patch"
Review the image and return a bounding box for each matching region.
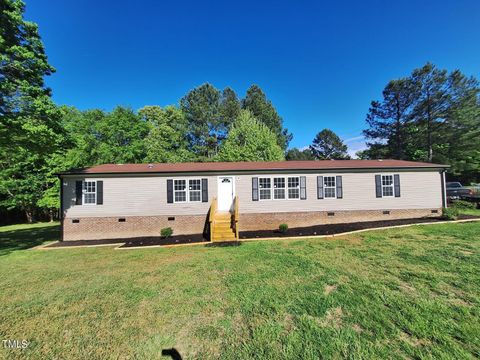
[324,284,338,295]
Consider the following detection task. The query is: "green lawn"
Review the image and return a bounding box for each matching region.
[0,221,479,359]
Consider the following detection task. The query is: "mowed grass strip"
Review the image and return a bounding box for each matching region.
[0,221,479,359]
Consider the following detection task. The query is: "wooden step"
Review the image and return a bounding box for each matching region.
[213,223,232,230]
[213,229,235,235]
[213,235,236,241]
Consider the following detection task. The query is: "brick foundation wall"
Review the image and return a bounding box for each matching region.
[63,215,208,241]
[239,208,441,231]
[63,208,441,241]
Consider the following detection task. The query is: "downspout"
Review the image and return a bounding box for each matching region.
[440,170,447,209]
[59,175,64,242]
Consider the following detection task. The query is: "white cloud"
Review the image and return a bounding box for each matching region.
[343,135,365,143]
[344,135,367,159]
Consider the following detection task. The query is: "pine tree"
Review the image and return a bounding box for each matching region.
[242,85,292,150]
[180,83,223,160]
[363,79,416,159]
[309,129,350,160]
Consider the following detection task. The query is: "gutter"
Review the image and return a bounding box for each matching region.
[57,165,450,177]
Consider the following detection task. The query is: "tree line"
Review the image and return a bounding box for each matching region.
[359,63,480,183]
[1,0,479,223]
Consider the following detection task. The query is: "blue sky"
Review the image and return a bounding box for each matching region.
[26,0,480,156]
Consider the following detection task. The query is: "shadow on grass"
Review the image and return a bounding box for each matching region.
[205,241,242,247]
[0,224,60,256]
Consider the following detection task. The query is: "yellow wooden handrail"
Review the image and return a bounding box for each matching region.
[233,196,239,239]
[209,197,217,241]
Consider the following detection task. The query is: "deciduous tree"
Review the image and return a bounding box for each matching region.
[216,110,284,162]
[140,105,194,163]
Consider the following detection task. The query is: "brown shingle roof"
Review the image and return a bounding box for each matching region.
[60,160,448,175]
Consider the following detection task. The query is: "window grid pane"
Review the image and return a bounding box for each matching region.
[174,180,186,190]
[83,181,96,204]
[274,189,285,199]
[273,178,285,188]
[288,189,299,199]
[382,187,393,197]
[175,192,186,202]
[288,177,299,188]
[324,176,336,198]
[189,179,201,191]
[381,175,394,197]
[287,177,300,199]
[259,178,271,189]
[260,189,271,200]
[325,188,336,198]
[189,191,201,202]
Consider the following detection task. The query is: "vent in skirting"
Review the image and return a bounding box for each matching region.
[72,219,80,224]
[383,210,390,215]
[431,209,439,214]
[168,217,175,221]
[118,218,126,222]
[327,212,335,216]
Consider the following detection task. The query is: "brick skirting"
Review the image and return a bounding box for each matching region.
[239,208,441,231]
[63,215,209,241]
[63,208,441,241]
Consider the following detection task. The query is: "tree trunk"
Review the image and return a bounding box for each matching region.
[25,209,34,223]
[49,209,55,222]
[426,92,433,162]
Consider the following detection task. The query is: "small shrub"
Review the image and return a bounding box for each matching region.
[279,223,288,233]
[160,227,173,238]
[451,200,476,210]
[442,207,459,220]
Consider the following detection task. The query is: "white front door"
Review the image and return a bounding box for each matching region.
[217,176,235,211]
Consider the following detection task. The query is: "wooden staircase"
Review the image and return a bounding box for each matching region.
[209,197,239,242]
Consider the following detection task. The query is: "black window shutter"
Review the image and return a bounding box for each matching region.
[75,181,83,205]
[96,181,103,205]
[201,178,208,202]
[394,174,401,197]
[336,176,343,199]
[375,175,382,198]
[167,179,173,203]
[252,177,259,201]
[317,176,324,199]
[300,176,307,200]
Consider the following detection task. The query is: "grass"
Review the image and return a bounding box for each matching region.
[0,219,479,359]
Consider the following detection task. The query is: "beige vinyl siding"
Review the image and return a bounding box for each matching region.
[236,171,442,213]
[62,171,442,218]
[63,176,217,218]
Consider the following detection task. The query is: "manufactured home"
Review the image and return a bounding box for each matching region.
[59,160,448,241]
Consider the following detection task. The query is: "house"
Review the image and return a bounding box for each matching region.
[59,160,449,242]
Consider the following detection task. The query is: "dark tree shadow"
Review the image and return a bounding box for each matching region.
[161,348,182,360]
[0,224,60,256]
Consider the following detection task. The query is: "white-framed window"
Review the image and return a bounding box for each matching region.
[173,179,202,203]
[259,178,271,200]
[188,179,202,202]
[259,176,300,200]
[288,177,300,199]
[273,177,285,199]
[382,175,394,197]
[83,180,96,205]
[174,179,187,202]
[324,176,336,198]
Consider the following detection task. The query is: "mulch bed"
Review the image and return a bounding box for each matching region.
[239,215,479,239]
[45,215,479,249]
[45,234,207,248]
